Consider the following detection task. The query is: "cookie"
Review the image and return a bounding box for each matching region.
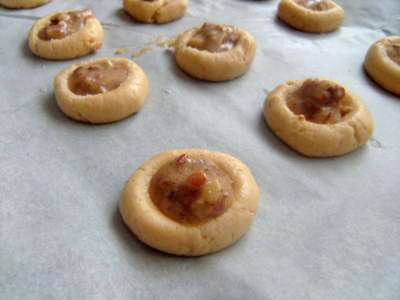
[120,149,260,256]
[175,23,256,81]
[0,0,50,9]
[54,57,148,124]
[28,9,104,60]
[123,0,188,24]
[278,0,345,33]
[264,79,374,157]
[364,36,400,96]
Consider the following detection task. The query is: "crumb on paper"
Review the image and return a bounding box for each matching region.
[131,47,153,58]
[158,37,176,49]
[123,36,177,58]
[145,35,164,46]
[145,35,177,49]
[114,48,127,55]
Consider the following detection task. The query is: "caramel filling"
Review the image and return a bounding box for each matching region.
[287,79,354,124]
[38,9,94,41]
[385,41,400,65]
[187,23,239,53]
[68,60,129,96]
[296,0,332,11]
[149,154,234,225]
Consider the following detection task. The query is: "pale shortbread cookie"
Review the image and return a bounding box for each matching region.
[28,9,104,60]
[264,79,374,157]
[175,23,256,81]
[0,0,50,8]
[278,0,345,33]
[54,57,148,124]
[123,0,188,24]
[120,149,260,256]
[364,36,400,96]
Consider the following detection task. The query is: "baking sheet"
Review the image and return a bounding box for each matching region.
[1,0,399,299]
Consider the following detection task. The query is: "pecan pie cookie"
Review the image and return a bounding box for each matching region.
[278,0,345,33]
[264,79,374,157]
[120,149,260,256]
[28,9,104,60]
[364,36,400,95]
[123,0,188,24]
[175,23,256,81]
[54,57,148,123]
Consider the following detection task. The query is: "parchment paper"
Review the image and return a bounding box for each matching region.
[1,0,399,299]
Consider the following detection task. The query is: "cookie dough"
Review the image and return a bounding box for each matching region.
[278,0,345,33]
[54,57,148,124]
[364,36,400,96]
[28,9,104,60]
[123,0,188,24]
[0,0,50,8]
[120,149,260,256]
[175,23,256,81]
[264,79,374,157]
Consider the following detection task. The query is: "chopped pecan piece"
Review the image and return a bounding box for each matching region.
[300,79,345,107]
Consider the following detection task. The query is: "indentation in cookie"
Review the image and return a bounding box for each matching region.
[384,40,400,65]
[287,79,354,124]
[149,154,234,225]
[68,60,129,95]
[38,9,94,40]
[187,23,239,53]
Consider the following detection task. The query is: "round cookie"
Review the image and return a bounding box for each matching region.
[264,79,374,157]
[54,57,148,124]
[0,0,50,8]
[123,0,188,24]
[364,36,400,96]
[278,0,345,33]
[28,9,104,60]
[120,149,260,256]
[175,23,256,81]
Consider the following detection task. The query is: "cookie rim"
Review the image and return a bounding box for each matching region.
[0,0,50,8]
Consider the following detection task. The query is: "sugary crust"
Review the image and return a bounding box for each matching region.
[123,0,188,24]
[120,149,260,256]
[364,36,400,96]
[28,10,104,60]
[54,57,149,124]
[278,0,344,33]
[0,0,50,8]
[264,80,374,157]
[174,25,256,81]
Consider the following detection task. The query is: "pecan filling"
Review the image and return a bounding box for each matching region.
[295,0,332,11]
[149,154,234,225]
[287,79,353,124]
[38,9,94,41]
[187,23,239,53]
[385,41,400,65]
[68,60,129,96]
